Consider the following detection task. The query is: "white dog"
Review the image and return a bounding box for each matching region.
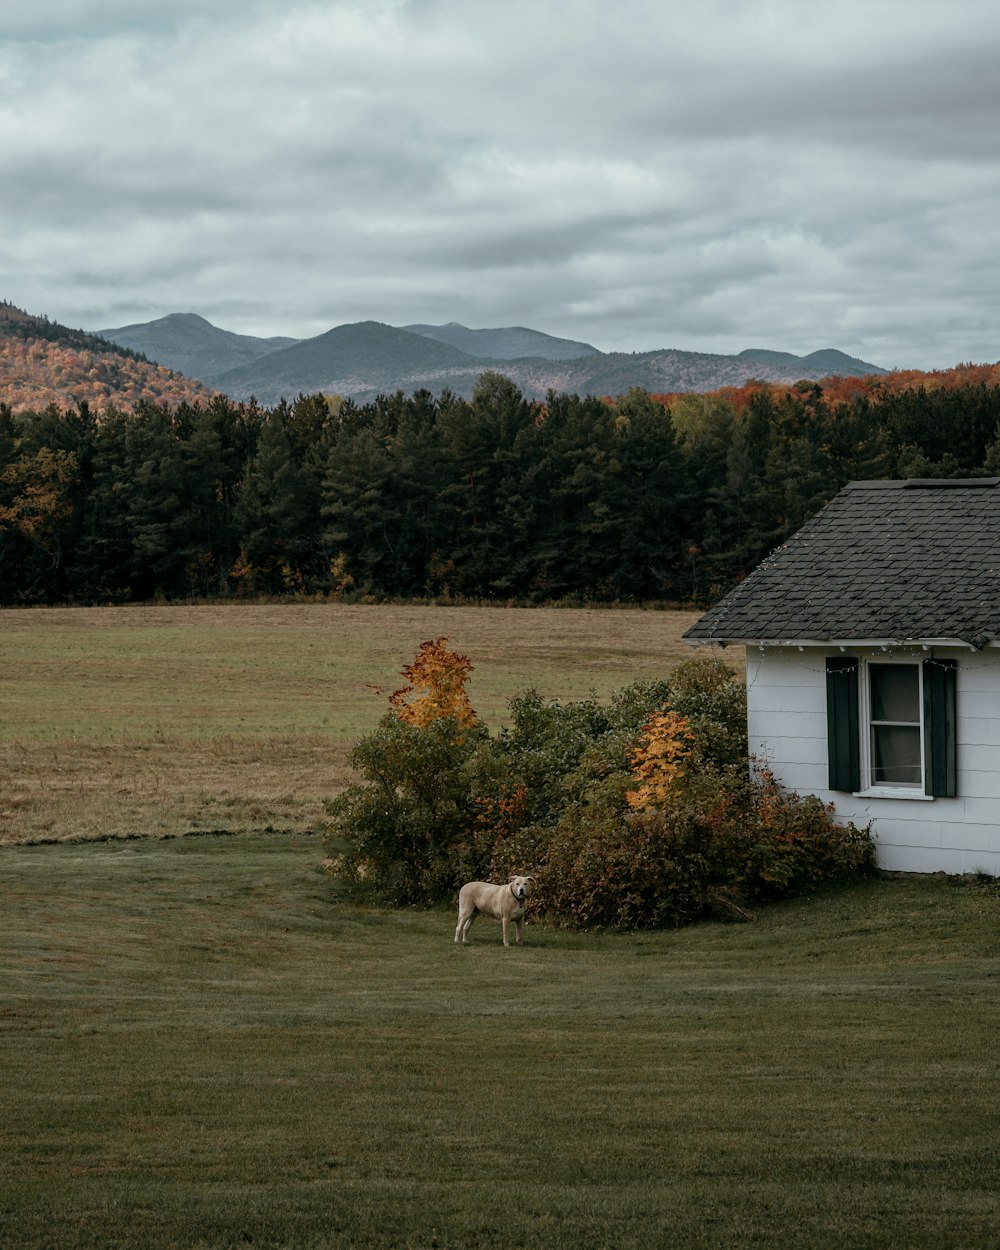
[455,876,537,947]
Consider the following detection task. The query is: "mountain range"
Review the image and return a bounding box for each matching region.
[96,312,887,405]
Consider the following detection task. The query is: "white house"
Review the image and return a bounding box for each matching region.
[684,478,1000,876]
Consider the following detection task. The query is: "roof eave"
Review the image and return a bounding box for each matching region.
[686,635,995,651]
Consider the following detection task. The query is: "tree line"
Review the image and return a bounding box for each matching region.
[3,370,1000,606]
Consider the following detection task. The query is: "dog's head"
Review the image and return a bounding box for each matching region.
[509,875,536,902]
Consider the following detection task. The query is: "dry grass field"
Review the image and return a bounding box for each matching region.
[0,603,725,845]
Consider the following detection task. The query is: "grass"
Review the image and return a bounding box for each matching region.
[0,603,715,844]
[2,832,999,1249]
[4,603,997,1247]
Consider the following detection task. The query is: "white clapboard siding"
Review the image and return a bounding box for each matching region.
[744,645,1000,876]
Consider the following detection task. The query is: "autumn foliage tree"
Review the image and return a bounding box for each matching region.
[324,640,489,904]
[626,709,696,810]
[0,447,79,598]
[389,637,477,729]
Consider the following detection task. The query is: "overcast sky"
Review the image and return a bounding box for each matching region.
[2,0,998,370]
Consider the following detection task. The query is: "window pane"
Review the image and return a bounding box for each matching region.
[872,725,921,785]
[870,664,919,723]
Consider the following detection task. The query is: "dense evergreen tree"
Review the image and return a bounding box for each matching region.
[879,384,1000,473]
[612,387,689,600]
[437,372,539,597]
[323,396,406,595]
[235,395,328,593]
[523,390,619,597]
[385,389,453,595]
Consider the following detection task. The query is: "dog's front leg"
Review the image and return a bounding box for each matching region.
[501,914,511,947]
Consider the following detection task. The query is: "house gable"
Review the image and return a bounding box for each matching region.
[685,479,1000,876]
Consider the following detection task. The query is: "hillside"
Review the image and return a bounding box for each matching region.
[96,312,300,381]
[538,346,887,399]
[0,303,217,413]
[738,347,881,374]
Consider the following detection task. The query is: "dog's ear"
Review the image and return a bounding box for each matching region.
[525,876,537,887]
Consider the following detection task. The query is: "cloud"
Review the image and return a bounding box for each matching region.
[1,0,999,369]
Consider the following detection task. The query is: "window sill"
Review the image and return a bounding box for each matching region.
[852,788,935,802]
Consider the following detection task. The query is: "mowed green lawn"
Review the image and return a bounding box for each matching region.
[3,832,999,1250]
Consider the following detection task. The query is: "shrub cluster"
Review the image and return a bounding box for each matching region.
[492,767,875,929]
[323,647,875,926]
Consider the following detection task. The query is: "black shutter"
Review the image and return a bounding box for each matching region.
[923,658,957,797]
[826,657,860,792]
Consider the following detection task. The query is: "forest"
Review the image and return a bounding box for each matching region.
[2,367,1000,606]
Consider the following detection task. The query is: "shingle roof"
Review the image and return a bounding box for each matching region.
[684,478,1000,649]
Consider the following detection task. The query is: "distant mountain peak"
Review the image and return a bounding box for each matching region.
[403,321,600,362]
[165,312,214,326]
[97,313,302,381]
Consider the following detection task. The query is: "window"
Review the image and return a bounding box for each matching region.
[866,662,922,789]
[826,655,956,798]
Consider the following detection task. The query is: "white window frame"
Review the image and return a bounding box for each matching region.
[857,657,932,799]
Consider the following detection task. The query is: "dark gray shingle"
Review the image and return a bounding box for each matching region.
[684,479,1000,648]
